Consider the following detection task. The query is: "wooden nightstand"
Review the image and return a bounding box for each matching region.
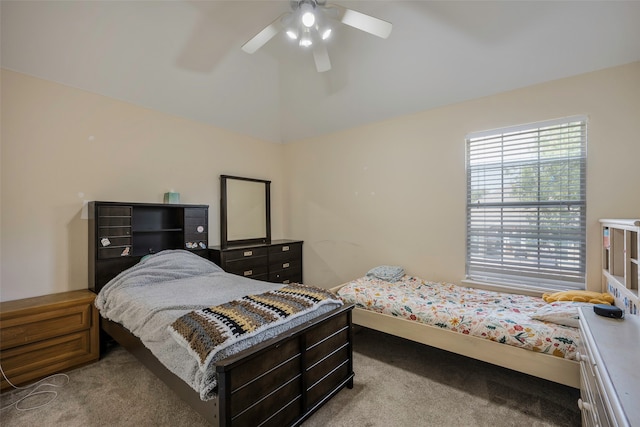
[0,290,99,390]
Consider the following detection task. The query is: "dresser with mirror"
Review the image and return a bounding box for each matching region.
[210,175,303,284]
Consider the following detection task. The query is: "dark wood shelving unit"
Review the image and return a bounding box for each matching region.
[89,201,208,292]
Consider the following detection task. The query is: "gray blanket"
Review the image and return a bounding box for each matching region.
[95,250,340,400]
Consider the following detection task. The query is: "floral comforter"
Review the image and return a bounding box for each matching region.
[337,276,579,360]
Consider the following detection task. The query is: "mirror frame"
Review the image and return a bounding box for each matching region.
[220,175,271,249]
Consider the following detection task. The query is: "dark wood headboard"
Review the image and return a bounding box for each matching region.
[88,201,209,294]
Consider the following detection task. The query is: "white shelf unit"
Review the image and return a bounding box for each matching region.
[600,219,639,316]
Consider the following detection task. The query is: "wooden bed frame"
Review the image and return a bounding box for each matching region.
[89,202,354,425]
[330,284,580,389]
[93,256,354,427]
[100,303,354,427]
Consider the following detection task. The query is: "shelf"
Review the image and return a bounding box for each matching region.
[133,228,183,233]
[89,202,209,293]
[600,219,640,317]
[603,270,625,287]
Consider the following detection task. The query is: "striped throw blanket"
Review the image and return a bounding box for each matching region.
[169,284,342,370]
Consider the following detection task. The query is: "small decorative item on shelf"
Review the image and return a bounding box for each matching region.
[164,191,180,204]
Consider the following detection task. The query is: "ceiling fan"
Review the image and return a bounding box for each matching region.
[241,0,392,73]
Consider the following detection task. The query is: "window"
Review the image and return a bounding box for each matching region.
[466,117,586,291]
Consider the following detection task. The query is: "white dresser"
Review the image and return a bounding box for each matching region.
[577,307,639,426]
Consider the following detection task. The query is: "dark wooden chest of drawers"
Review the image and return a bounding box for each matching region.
[209,240,303,284]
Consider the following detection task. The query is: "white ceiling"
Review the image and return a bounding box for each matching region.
[2,1,640,143]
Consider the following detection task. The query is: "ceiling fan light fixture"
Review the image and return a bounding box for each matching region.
[299,28,313,47]
[242,0,392,72]
[286,29,298,40]
[300,3,316,27]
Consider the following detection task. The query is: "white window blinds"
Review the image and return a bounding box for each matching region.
[466,117,587,291]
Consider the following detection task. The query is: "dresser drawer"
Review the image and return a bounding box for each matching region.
[222,248,268,279]
[269,258,301,273]
[210,241,303,283]
[269,259,302,284]
[227,264,269,279]
[268,267,302,284]
[268,242,302,283]
[224,246,268,262]
[268,243,302,263]
[579,363,600,426]
[0,302,93,349]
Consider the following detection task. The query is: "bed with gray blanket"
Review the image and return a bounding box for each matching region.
[94,250,354,426]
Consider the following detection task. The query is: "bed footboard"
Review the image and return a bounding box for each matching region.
[216,304,354,426]
[101,304,354,427]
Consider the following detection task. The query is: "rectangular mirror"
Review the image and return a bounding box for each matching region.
[220,175,271,248]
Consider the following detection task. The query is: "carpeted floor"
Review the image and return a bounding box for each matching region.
[0,327,581,426]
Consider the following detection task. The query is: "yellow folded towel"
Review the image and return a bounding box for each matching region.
[542,290,614,305]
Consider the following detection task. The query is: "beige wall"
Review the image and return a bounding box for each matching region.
[284,62,640,292]
[0,69,285,301]
[2,63,639,302]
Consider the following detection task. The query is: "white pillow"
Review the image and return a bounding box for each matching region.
[529,302,592,328]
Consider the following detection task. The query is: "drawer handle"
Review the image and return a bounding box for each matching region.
[282,246,290,251]
[244,270,253,276]
[283,262,290,268]
[243,251,253,257]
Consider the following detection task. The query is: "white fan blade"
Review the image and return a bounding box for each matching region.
[312,42,331,72]
[332,5,392,39]
[241,13,288,54]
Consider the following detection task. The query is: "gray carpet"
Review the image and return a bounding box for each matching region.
[1,327,580,426]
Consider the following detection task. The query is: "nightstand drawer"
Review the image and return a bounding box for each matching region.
[0,330,94,387]
[0,290,99,390]
[0,303,92,349]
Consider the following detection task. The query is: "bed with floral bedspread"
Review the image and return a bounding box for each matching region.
[336,275,581,360]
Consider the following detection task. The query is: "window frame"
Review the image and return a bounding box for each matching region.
[465,116,587,292]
